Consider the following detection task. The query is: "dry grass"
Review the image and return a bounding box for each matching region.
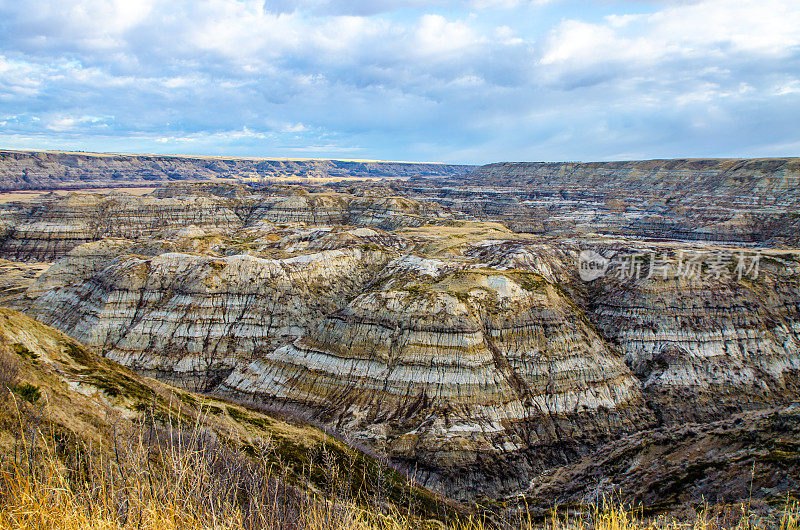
[0,395,424,530]
[1,403,797,530]
[536,499,800,530]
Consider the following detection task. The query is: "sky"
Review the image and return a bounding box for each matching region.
[0,0,799,164]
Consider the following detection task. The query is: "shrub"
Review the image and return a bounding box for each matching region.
[13,382,41,403]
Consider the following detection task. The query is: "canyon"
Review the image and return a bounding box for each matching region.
[0,151,798,515]
[399,158,800,245]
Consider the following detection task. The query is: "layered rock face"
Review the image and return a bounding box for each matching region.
[0,149,473,190]
[400,158,800,245]
[0,185,451,261]
[246,192,450,229]
[0,192,242,261]
[584,250,800,423]
[223,268,650,495]
[24,239,390,390]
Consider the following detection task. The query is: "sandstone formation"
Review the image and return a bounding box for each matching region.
[222,267,650,495]
[24,241,389,389]
[585,251,800,424]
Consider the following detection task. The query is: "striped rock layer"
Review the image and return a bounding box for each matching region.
[223,272,650,495]
[0,186,450,261]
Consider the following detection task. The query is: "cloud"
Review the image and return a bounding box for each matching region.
[414,14,480,57]
[262,0,450,16]
[0,0,798,162]
[541,0,800,71]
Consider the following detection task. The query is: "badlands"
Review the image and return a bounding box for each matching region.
[0,151,798,515]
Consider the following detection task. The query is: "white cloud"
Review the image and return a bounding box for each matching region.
[45,114,111,131]
[540,20,620,66]
[0,0,798,162]
[471,0,553,8]
[282,122,307,132]
[414,14,479,56]
[542,0,800,70]
[648,0,800,56]
[493,25,523,45]
[0,55,46,98]
[774,79,800,96]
